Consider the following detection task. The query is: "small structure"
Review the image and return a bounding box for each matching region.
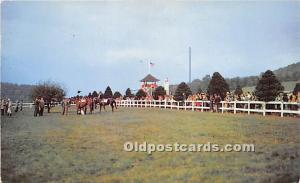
[140,74,160,96]
[164,78,170,96]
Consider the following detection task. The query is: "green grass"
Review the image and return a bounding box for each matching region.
[1,107,299,183]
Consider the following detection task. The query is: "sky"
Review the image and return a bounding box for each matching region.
[2,1,300,96]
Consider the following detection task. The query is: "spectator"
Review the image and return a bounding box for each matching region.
[1,99,5,116]
[15,100,19,112]
[34,97,40,117]
[39,97,45,116]
[7,99,12,117]
[20,100,23,111]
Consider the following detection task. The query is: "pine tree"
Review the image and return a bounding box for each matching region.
[197,85,202,94]
[153,86,166,100]
[293,83,300,95]
[125,88,134,98]
[135,89,147,99]
[234,85,243,96]
[174,82,192,101]
[207,72,229,99]
[255,70,284,101]
[103,86,113,99]
[92,91,98,98]
[113,91,122,99]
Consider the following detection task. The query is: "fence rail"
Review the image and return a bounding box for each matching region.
[116,100,300,117]
[11,100,299,117]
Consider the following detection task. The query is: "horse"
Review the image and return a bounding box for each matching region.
[87,97,94,114]
[76,98,88,115]
[98,98,117,112]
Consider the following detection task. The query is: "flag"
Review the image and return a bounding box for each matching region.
[150,62,155,67]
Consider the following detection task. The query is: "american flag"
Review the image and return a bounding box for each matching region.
[150,62,155,67]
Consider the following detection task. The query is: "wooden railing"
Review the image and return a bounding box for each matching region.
[116,100,300,117]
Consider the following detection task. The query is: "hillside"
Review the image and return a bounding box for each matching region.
[1,82,35,102]
[170,62,300,94]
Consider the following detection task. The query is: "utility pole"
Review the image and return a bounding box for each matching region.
[189,47,191,83]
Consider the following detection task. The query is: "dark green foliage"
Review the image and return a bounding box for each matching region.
[125,88,134,98]
[153,86,166,100]
[103,86,113,99]
[255,70,284,101]
[174,82,192,101]
[170,62,300,93]
[31,81,66,102]
[113,91,122,99]
[207,72,229,99]
[234,85,243,96]
[293,83,300,95]
[135,89,147,99]
[197,85,203,94]
[92,91,98,98]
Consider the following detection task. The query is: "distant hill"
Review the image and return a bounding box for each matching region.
[170,62,300,94]
[1,82,36,102]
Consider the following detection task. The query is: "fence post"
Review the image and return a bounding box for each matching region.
[248,101,250,115]
[177,102,179,110]
[263,102,266,116]
[164,99,167,109]
[192,101,194,111]
[201,102,204,112]
[234,101,236,114]
[221,102,224,114]
[281,102,283,117]
[184,101,187,111]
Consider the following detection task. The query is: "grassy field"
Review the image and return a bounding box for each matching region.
[1,107,299,183]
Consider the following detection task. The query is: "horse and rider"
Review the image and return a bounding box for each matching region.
[75,93,117,115]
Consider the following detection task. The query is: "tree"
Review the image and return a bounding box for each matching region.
[293,83,300,95]
[31,81,66,102]
[31,81,66,113]
[197,85,202,94]
[174,82,192,101]
[207,72,229,99]
[125,88,134,98]
[103,86,113,99]
[88,92,92,97]
[234,85,243,96]
[153,86,166,100]
[255,70,284,101]
[92,91,98,98]
[113,91,122,99]
[135,89,147,99]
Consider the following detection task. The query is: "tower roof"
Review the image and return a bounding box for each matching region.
[140,74,160,82]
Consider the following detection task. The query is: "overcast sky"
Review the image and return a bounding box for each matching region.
[2,1,300,96]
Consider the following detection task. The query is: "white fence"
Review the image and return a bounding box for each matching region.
[116,100,300,117]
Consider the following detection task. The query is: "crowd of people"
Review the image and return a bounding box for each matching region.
[1,90,299,117]
[122,90,300,113]
[0,99,23,117]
